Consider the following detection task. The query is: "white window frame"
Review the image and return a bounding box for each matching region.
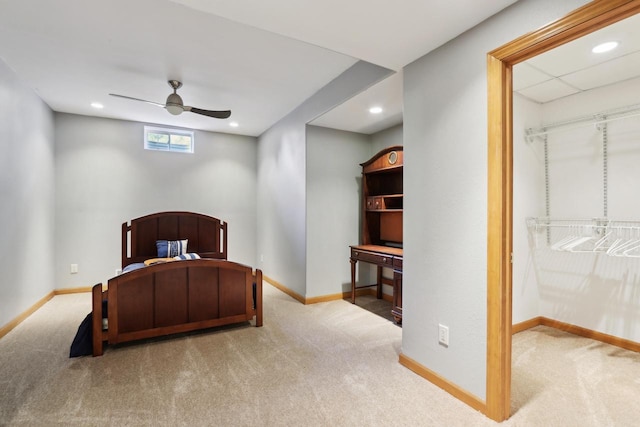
[144,125,195,153]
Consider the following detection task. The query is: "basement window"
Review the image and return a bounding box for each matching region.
[144,126,194,153]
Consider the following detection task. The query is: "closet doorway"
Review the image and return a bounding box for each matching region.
[485,0,640,422]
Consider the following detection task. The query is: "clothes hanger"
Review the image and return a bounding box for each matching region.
[622,241,640,257]
[551,235,581,251]
[608,238,640,256]
[569,231,612,253]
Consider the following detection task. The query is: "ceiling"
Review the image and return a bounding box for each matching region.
[0,0,518,137]
[514,13,640,104]
[310,72,404,135]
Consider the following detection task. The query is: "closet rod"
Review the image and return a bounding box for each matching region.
[526,110,640,141]
[527,217,640,228]
[525,102,640,141]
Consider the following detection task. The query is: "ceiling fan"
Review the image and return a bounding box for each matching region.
[109,80,231,119]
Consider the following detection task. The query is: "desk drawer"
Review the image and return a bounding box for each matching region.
[393,257,403,270]
[351,249,394,266]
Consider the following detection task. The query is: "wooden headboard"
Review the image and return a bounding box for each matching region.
[121,211,227,267]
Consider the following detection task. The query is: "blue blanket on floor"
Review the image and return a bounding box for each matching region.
[69,300,107,357]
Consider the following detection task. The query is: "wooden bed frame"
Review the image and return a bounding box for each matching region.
[91,212,262,356]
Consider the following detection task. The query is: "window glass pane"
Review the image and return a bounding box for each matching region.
[147,132,169,144]
[170,134,191,147]
[144,126,194,153]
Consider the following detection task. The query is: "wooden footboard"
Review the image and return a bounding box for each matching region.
[92,259,262,356]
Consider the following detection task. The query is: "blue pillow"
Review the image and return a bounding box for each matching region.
[156,239,188,257]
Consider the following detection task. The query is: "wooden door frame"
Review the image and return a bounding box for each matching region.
[485,0,640,421]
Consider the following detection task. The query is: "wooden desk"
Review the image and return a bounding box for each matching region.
[350,244,403,323]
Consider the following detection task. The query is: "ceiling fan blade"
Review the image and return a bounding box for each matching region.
[185,106,231,119]
[110,83,230,120]
[109,93,165,108]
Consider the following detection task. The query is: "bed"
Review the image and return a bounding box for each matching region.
[86,211,262,357]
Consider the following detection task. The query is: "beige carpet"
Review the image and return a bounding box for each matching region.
[1,283,639,426]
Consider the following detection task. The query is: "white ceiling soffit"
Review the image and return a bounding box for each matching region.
[170,0,519,71]
[310,72,403,134]
[515,13,640,104]
[165,0,518,135]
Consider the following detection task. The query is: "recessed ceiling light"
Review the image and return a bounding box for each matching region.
[91,102,104,109]
[229,121,239,128]
[592,41,619,54]
[369,106,383,114]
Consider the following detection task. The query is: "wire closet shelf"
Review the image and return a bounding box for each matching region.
[526,217,640,258]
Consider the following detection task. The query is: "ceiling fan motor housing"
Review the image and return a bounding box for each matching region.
[165,93,184,115]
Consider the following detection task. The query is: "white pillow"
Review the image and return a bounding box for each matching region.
[174,253,201,261]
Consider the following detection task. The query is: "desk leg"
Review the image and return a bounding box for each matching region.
[392,270,403,324]
[350,258,357,304]
[376,266,383,299]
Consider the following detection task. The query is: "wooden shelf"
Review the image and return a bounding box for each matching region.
[351,145,403,323]
[366,196,403,211]
[361,146,403,246]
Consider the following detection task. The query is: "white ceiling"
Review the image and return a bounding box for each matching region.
[310,72,404,135]
[514,13,640,104]
[0,0,518,137]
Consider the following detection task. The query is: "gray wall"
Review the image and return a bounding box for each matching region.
[0,59,55,327]
[402,0,590,400]
[54,113,257,289]
[305,125,371,297]
[371,124,403,154]
[256,61,392,297]
[305,123,403,299]
[512,93,544,324]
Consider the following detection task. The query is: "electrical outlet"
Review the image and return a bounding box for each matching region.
[70,264,78,274]
[438,324,449,346]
